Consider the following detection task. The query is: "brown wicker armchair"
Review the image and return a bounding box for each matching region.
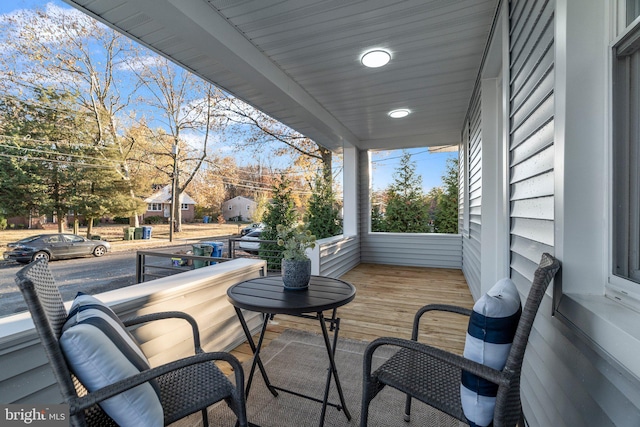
[361,253,560,427]
[16,259,249,427]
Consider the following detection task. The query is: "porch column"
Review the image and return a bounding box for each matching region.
[342,144,358,236]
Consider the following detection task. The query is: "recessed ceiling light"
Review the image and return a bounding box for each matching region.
[361,49,391,68]
[388,109,411,119]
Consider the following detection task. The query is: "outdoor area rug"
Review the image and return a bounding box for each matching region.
[189,328,466,427]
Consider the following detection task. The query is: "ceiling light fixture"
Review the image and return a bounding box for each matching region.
[361,49,391,68]
[388,109,411,119]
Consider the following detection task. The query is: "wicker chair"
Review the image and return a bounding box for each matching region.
[361,253,560,427]
[16,259,249,427]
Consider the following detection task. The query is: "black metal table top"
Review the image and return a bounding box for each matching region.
[227,275,356,315]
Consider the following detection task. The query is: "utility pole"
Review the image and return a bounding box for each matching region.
[169,144,179,242]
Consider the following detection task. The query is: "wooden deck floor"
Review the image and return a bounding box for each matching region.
[227,263,474,370]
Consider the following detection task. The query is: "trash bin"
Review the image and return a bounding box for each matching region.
[134,227,143,240]
[141,226,152,239]
[123,227,135,241]
[192,244,213,268]
[201,241,224,265]
[203,215,209,224]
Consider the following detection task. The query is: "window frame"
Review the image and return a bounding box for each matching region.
[148,203,162,211]
[607,20,640,310]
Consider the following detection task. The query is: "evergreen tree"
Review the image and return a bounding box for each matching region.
[305,175,342,239]
[383,151,430,233]
[260,174,298,269]
[0,89,83,230]
[370,204,386,232]
[433,158,459,233]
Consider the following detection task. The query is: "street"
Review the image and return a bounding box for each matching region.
[0,245,193,318]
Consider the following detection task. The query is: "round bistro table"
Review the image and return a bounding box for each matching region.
[227,275,356,427]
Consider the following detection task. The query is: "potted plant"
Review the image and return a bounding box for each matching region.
[276,223,316,289]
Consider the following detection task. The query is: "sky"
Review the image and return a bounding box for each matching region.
[0,0,457,194]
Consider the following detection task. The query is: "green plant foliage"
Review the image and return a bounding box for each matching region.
[260,175,298,269]
[276,223,316,260]
[433,158,459,233]
[381,151,430,233]
[305,175,342,239]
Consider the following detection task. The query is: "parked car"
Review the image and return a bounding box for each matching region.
[238,230,262,254]
[3,234,111,263]
[240,222,265,236]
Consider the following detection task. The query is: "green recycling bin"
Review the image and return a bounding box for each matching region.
[123,227,135,241]
[134,227,143,240]
[192,244,213,268]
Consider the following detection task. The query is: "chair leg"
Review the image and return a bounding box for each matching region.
[360,384,372,427]
[201,408,208,426]
[404,394,412,422]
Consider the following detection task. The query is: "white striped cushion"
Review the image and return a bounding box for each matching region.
[60,293,163,427]
[460,278,521,427]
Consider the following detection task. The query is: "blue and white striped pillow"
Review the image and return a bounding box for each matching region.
[59,293,163,427]
[460,278,521,427]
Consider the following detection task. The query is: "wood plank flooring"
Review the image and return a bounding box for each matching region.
[225,263,474,373]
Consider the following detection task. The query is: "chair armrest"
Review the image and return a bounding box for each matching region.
[363,336,509,387]
[412,304,473,340]
[122,311,203,353]
[68,351,245,415]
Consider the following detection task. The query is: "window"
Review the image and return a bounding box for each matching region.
[611,23,640,290]
[246,205,250,210]
[148,203,162,211]
[628,0,640,25]
[181,203,189,210]
[228,205,232,210]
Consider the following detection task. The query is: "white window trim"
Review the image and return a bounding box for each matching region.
[605,12,640,311]
[552,0,640,380]
[181,203,189,210]
[148,203,162,211]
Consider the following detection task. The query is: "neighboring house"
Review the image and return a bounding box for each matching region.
[221,196,257,221]
[143,185,196,222]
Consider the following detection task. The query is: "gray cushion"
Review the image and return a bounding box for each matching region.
[60,293,163,427]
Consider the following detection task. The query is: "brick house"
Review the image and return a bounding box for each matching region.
[143,185,196,222]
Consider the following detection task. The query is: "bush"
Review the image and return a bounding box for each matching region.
[144,215,164,224]
[113,217,130,224]
[0,217,7,230]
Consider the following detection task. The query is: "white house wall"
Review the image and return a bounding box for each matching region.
[462,90,483,298]
[464,0,640,425]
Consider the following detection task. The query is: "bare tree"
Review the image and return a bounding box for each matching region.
[222,97,333,183]
[130,56,227,232]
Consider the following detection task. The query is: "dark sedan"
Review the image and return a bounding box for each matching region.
[3,234,111,263]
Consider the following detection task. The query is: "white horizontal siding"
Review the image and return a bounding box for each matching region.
[318,235,360,278]
[361,233,462,268]
[463,90,482,297]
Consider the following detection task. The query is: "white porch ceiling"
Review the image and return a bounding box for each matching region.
[63,0,498,152]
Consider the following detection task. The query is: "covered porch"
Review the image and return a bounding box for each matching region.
[3,0,640,425]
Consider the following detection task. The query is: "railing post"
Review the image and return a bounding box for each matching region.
[136,252,143,283]
[307,243,320,275]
